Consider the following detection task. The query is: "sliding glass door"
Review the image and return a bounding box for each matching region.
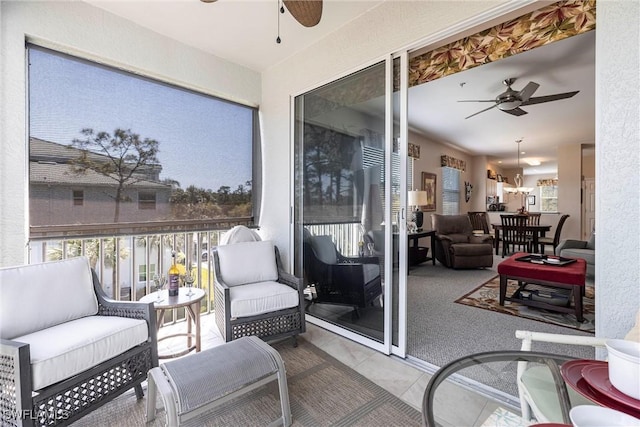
[293,54,408,353]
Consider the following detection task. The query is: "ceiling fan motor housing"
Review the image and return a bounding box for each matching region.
[496,89,522,111]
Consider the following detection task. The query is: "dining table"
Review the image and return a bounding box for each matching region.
[492,222,551,255]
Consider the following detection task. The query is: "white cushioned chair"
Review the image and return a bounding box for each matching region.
[213,240,305,345]
[0,257,158,427]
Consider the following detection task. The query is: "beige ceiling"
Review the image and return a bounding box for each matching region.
[85,0,384,72]
[82,0,595,175]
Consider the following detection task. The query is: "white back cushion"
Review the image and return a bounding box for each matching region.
[220,225,262,245]
[217,240,278,287]
[0,257,98,339]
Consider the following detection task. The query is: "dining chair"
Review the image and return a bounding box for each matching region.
[525,213,541,251]
[539,214,570,255]
[500,214,530,257]
[467,211,490,234]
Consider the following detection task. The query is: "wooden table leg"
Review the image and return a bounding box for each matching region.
[499,275,507,305]
[572,285,584,322]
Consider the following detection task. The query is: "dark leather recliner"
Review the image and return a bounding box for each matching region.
[303,233,382,310]
[432,214,494,269]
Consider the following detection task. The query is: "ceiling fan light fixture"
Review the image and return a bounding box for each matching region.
[497,100,522,111]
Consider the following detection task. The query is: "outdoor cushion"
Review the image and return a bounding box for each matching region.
[0,256,98,339]
[220,225,261,245]
[310,236,339,265]
[217,240,278,287]
[229,281,299,318]
[12,315,148,390]
[360,263,380,284]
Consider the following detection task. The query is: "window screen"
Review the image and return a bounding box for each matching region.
[442,167,460,215]
[28,45,256,236]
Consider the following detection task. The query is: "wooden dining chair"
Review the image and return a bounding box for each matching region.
[500,214,529,257]
[525,213,541,251]
[467,211,490,234]
[539,214,570,255]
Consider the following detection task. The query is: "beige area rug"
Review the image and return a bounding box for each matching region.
[455,276,595,333]
[71,337,421,427]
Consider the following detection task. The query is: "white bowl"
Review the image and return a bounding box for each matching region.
[606,339,640,400]
[570,405,640,427]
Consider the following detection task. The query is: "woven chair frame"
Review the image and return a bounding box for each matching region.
[213,245,305,344]
[0,270,158,427]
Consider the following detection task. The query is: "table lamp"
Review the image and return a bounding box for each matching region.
[408,190,428,231]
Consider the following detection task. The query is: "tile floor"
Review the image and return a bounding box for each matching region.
[158,314,520,426]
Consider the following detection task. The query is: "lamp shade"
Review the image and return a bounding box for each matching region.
[408,190,428,207]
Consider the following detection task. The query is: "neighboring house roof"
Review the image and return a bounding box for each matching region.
[30,138,170,189]
[30,161,172,189]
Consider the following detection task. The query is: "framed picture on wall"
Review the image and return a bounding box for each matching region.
[421,172,437,212]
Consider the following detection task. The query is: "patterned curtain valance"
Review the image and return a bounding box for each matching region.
[408,0,596,88]
[441,155,466,171]
[537,179,558,186]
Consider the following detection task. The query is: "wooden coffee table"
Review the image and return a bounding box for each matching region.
[497,252,587,322]
[140,287,205,359]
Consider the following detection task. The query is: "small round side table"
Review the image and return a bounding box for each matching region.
[140,287,205,359]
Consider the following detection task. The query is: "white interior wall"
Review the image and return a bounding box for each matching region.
[0,1,260,267]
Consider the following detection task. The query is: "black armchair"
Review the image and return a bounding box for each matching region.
[303,234,382,312]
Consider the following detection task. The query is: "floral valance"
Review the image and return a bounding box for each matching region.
[409,0,596,87]
[441,155,466,171]
[537,179,558,186]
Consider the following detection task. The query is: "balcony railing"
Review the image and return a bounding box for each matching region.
[28,218,253,319]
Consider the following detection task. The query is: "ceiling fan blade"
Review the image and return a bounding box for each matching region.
[458,100,496,103]
[283,0,323,27]
[521,91,579,106]
[518,81,540,102]
[465,103,499,119]
[503,107,528,116]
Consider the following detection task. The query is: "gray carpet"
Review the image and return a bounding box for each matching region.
[407,255,595,369]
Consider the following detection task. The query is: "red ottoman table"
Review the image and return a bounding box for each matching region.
[497,252,587,322]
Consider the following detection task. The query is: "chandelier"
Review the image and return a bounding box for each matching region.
[503,139,533,212]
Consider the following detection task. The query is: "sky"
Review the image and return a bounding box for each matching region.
[28,47,253,193]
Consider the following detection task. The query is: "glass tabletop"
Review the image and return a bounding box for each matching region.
[422,350,580,427]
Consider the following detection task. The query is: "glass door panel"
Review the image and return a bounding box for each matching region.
[293,61,389,346]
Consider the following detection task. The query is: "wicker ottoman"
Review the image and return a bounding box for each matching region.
[146,336,291,426]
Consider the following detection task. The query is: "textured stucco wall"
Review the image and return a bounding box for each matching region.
[0,1,260,266]
[595,0,640,341]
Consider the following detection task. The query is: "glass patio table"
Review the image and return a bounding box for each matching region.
[421,350,578,427]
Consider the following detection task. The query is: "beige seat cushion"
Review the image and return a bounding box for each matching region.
[13,315,148,391]
[229,281,299,318]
